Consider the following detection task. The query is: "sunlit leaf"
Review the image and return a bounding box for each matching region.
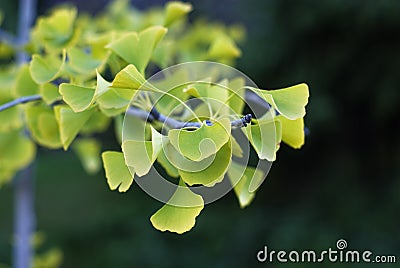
[106,26,167,74]
[208,35,241,59]
[277,115,305,149]
[102,151,133,192]
[168,118,231,161]
[60,72,110,112]
[247,83,309,120]
[164,1,192,27]
[32,7,79,50]
[72,138,101,174]
[150,179,203,234]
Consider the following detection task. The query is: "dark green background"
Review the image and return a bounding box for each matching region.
[1,0,399,267]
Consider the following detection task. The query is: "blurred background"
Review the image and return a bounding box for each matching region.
[1,0,399,267]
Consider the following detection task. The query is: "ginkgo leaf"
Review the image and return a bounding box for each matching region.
[60,71,110,112]
[67,47,103,74]
[208,35,241,59]
[72,138,101,174]
[168,118,231,161]
[54,105,94,150]
[32,7,79,50]
[13,65,39,97]
[106,26,167,74]
[227,77,245,114]
[110,64,147,90]
[176,141,232,187]
[40,83,61,105]
[242,116,281,162]
[102,151,133,192]
[0,104,22,132]
[25,105,62,149]
[29,51,66,84]
[0,129,36,171]
[80,111,111,134]
[247,83,309,120]
[157,148,179,178]
[150,179,203,234]
[164,1,192,27]
[277,115,305,149]
[227,161,265,208]
[122,126,168,177]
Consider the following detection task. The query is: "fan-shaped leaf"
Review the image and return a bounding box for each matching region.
[72,139,101,174]
[168,118,231,161]
[150,179,203,234]
[54,105,94,150]
[247,83,309,120]
[106,26,167,74]
[102,151,133,192]
[227,161,265,208]
[277,115,305,149]
[25,105,62,149]
[164,2,192,27]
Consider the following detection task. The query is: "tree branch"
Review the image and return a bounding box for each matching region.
[0,94,42,112]
[127,107,252,129]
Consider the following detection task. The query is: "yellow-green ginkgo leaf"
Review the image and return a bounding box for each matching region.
[40,83,61,105]
[177,141,232,187]
[80,110,111,134]
[122,126,168,177]
[102,151,133,192]
[164,1,192,27]
[242,117,282,162]
[72,138,101,174]
[29,51,66,84]
[248,83,309,120]
[25,105,62,149]
[0,105,22,132]
[150,179,203,234]
[106,26,167,74]
[13,65,39,97]
[67,47,103,74]
[0,129,36,171]
[168,118,231,161]
[157,148,179,178]
[227,77,245,115]
[32,7,78,50]
[208,35,241,59]
[59,71,110,112]
[54,105,94,150]
[110,64,147,90]
[277,115,305,149]
[227,161,265,208]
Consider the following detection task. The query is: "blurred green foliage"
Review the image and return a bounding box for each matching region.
[1,0,399,267]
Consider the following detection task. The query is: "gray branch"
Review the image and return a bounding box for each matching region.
[0,94,42,112]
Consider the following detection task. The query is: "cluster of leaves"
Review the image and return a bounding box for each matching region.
[0,0,243,184]
[0,0,309,234]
